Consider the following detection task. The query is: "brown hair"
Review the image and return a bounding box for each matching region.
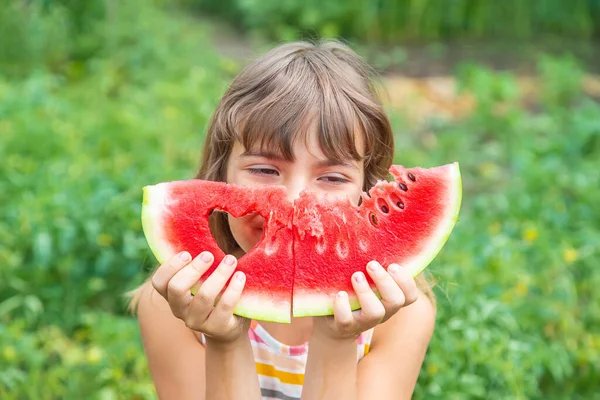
[128,39,434,311]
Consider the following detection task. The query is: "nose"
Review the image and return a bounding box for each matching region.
[284,175,308,202]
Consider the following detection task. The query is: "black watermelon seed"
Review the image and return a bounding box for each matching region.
[397,201,405,209]
[370,213,378,226]
[408,173,416,182]
[381,205,389,213]
[399,182,408,191]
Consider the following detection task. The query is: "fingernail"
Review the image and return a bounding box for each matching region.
[355,272,365,283]
[179,251,190,262]
[200,252,212,263]
[337,291,347,299]
[224,255,235,266]
[367,261,379,272]
[235,271,245,281]
[388,264,399,274]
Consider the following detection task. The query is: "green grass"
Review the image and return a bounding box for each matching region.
[1,2,599,399]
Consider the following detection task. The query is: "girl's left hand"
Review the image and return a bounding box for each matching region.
[312,261,420,341]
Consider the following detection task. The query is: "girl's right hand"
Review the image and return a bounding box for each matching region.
[151,251,250,344]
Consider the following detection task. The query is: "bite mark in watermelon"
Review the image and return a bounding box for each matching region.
[141,163,462,323]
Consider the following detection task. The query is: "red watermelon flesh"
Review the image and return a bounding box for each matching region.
[141,162,462,323]
[292,163,462,316]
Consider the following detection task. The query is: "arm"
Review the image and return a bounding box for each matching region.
[301,262,434,399]
[357,291,436,399]
[301,291,435,400]
[302,334,359,400]
[137,282,207,399]
[137,282,262,400]
[204,336,261,400]
[137,251,262,400]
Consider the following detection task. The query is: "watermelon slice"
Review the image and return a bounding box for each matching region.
[141,162,462,323]
[292,163,462,316]
[142,180,295,323]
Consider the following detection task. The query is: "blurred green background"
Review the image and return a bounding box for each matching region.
[1,0,599,398]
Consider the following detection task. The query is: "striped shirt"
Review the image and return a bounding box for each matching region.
[200,320,374,400]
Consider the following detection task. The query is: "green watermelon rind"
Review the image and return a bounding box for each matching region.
[292,291,366,317]
[402,161,462,278]
[236,296,291,324]
[142,184,293,323]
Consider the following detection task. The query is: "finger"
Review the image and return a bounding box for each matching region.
[388,264,419,306]
[152,251,192,299]
[166,251,215,317]
[332,291,354,332]
[366,261,405,312]
[205,271,246,327]
[192,254,238,314]
[352,272,386,324]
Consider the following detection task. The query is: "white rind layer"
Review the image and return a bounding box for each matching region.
[403,162,462,277]
[293,291,361,317]
[141,184,179,264]
[235,293,291,323]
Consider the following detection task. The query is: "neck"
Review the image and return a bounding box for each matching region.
[259,316,314,346]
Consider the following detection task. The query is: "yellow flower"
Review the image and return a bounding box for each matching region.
[86,346,104,365]
[522,227,538,243]
[112,368,124,381]
[0,120,13,135]
[2,346,16,361]
[515,281,528,296]
[220,58,240,75]
[162,106,179,120]
[479,162,499,178]
[563,248,579,264]
[64,348,85,366]
[427,363,439,375]
[96,233,113,247]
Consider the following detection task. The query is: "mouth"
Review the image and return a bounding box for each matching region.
[248,214,266,230]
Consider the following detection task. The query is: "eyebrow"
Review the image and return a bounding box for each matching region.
[240,150,360,170]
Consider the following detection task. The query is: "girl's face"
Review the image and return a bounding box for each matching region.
[225,129,365,253]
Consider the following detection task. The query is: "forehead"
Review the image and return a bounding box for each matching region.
[233,133,364,170]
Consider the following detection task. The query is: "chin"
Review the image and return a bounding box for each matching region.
[236,228,263,254]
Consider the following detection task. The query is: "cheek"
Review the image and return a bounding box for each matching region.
[352,192,363,206]
[228,215,262,253]
[346,183,364,206]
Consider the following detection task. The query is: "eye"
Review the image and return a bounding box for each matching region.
[319,174,349,184]
[248,167,279,176]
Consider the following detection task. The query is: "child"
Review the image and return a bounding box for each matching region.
[131,40,436,400]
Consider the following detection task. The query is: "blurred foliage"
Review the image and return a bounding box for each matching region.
[189,0,600,43]
[391,54,600,399]
[1,0,600,398]
[0,0,232,397]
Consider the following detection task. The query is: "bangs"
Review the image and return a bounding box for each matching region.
[224,50,377,165]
